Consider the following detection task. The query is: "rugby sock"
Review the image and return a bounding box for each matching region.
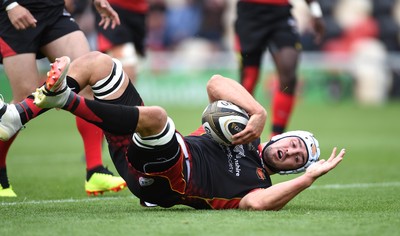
[16,96,48,124]
[63,93,139,135]
[271,91,295,137]
[86,165,113,181]
[68,76,105,171]
[67,76,81,94]
[241,66,260,94]
[0,136,16,169]
[0,134,18,188]
[0,167,10,188]
[76,117,104,170]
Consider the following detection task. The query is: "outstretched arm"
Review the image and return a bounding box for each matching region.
[239,147,346,211]
[206,75,267,144]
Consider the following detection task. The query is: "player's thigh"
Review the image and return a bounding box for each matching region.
[40,31,90,61]
[2,54,42,102]
[271,47,299,73]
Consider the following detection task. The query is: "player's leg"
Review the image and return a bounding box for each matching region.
[0,52,138,195]
[237,49,263,95]
[41,29,127,195]
[1,54,173,202]
[234,1,269,95]
[103,43,140,84]
[1,52,138,140]
[270,45,300,137]
[96,5,146,85]
[0,53,42,197]
[126,109,186,208]
[264,5,301,137]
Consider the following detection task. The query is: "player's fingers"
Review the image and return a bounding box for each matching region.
[111,12,120,26]
[110,18,117,29]
[22,17,36,28]
[335,149,346,162]
[103,18,110,30]
[327,147,337,162]
[328,149,345,169]
[100,16,111,30]
[14,23,24,30]
[232,131,253,145]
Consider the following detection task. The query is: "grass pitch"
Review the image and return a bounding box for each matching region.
[1,101,400,236]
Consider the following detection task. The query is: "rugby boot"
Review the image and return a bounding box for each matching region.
[33,56,72,109]
[0,185,17,197]
[85,167,127,196]
[0,98,23,141]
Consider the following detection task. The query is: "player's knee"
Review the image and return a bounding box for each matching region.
[84,51,108,61]
[137,106,168,136]
[133,115,176,148]
[91,56,126,99]
[146,106,168,128]
[279,75,297,93]
[118,43,139,67]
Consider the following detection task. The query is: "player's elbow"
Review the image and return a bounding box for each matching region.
[207,74,224,89]
[206,74,226,99]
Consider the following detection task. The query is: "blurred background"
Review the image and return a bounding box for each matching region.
[1,0,400,107]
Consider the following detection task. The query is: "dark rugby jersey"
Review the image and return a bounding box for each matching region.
[182,134,272,209]
[1,0,64,11]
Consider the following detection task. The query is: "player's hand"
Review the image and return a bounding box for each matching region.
[232,110,266,145]
[311,17,325,44]
[93,0,120,30]
[7,5,37,30]
[305,147,345,179]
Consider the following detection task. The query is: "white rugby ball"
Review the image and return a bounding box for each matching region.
[201,100,249,146]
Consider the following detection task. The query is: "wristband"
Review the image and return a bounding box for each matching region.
[6,2,19,11]
[309,1,323,18]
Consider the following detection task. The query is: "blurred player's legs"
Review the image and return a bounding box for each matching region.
[96,4,147,84]
[104,42,139,84]
[235,2,300,137]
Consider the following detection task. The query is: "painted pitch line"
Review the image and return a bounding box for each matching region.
[2,182,400,206]
[1,196,134,206]
[309,181,400,190]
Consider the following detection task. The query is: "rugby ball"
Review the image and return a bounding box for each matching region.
[201,100,249,146]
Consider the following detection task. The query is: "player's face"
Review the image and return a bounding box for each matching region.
[262,137,308,172]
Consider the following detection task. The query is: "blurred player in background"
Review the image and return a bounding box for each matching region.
[0,0,124,197]
[94,0,148,84]
[235,0,325,137]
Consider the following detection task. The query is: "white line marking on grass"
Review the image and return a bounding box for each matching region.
[0,196,134,206]
[2,182,400,206]
[310,182,400,190]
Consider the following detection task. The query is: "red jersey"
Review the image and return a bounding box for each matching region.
[240,0,289,5]
[108,0,148,13]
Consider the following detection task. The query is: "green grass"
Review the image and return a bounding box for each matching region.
[1,101,400,236]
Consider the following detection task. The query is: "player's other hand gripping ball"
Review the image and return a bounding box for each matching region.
[202,100,249,146]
